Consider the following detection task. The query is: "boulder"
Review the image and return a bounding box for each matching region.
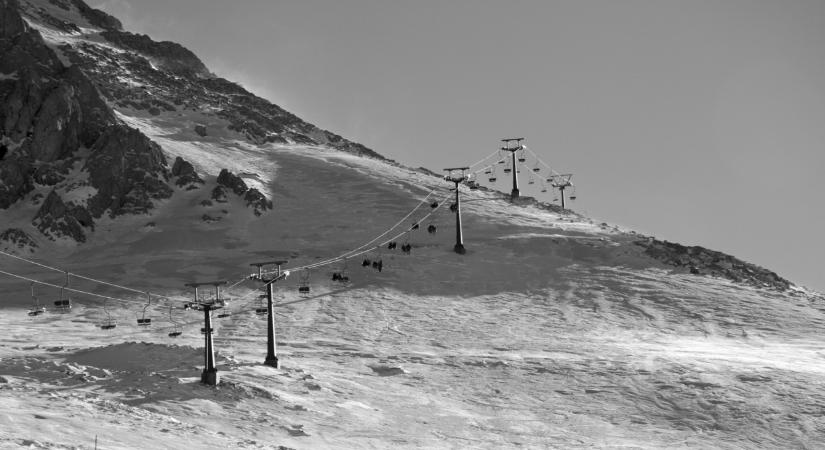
[194,124,207,137]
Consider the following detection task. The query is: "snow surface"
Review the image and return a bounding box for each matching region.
[1,106,824,448]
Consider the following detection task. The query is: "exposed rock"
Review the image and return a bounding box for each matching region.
[0,155,32,208]
[210,186,227,203]
[244,188,272,217]
[637,238,792,290]
[99,30,210,77]
[32,190,93,242]
[201,213,220,223]
[171,156,203,187]
[199,199,212,207]
[0,227,37,252]
[194,124,207,136]
[216,168,248,196]
[85,125,172,218]
[67,0,122,31]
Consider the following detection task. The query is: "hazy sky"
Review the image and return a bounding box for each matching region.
[93,0,825,292]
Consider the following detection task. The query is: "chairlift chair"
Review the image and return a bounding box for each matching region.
[137,292,152,326]
[430,201,439,209]
[168,306,182,337]
[28,282,45,316]
[427,224,437,234]
[298,271,311,296]
[100,298,117,330]
[54,271,73,312]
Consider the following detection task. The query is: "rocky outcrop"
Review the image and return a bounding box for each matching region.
[68,0,122,31]
[0,227,37,252]
[210,169,272,215]
[85,125,172,217]
[100,30,211,78]
[243,188,272,217]
[171,156,203,188]
[637,238,792,291]
[216,169,248,196]
[33,190,93,242]
[0,154,32,208]
[194,124,207,137]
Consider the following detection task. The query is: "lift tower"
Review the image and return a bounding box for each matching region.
[184,280,227,386]
[249,260,289,368]
[501,138,524,200]
[443,167,470,254]
[549,174,574,209]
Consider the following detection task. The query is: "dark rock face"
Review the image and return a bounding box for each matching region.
[194,124,207,137]
[210,185,227,203]
[171,156,203,188]
[211,169,272,215]
[0,155,32,208]
[68,0,122,31]
[100,30,210,78]
[84,125,172,217]
[33,190,93,242]
[637,238,792,290]
[0,227,37,252]
[216,168,248,196]
[243,188,272,217]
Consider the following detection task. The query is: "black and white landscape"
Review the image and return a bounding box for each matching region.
[1,0,823,448]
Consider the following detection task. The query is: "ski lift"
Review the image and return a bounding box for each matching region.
[53,271,72,312]
[387,241,397,250]
[136,292,152,326]
[468,181,479,190]
[332,259,350,283]
[484,168,492,174]
[518,148,526,163]
[449,203,457,212]
[362,258,372,267]
[411,222,420,231]
[430,201,439,209]
[217,310,231,318]
[298,271,311,296]
[27,282,45,317]
[168,306,182,337]
[100,298,117,330]
[503,167,512,174]
[569,186,577,200]
[200,327,214,334]
[427,224,437,234]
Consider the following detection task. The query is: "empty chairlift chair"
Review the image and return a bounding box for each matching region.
[168,306,182,337]
[137,292,152,326]
[255,294,268,316]
[54,271,72,312]
[298,272,311,296]
[27,282,45,317]
[100,299,117,330]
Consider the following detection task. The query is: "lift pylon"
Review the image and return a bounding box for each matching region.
[249,260,289,368]
[184,280,228,386]
[443,167,470,254]
[500,138,524,200]
[549,174,574,209]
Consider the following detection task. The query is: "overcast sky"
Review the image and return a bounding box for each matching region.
[94,0,825,292]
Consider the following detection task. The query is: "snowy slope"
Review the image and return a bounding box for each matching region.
[1,1,824,449]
